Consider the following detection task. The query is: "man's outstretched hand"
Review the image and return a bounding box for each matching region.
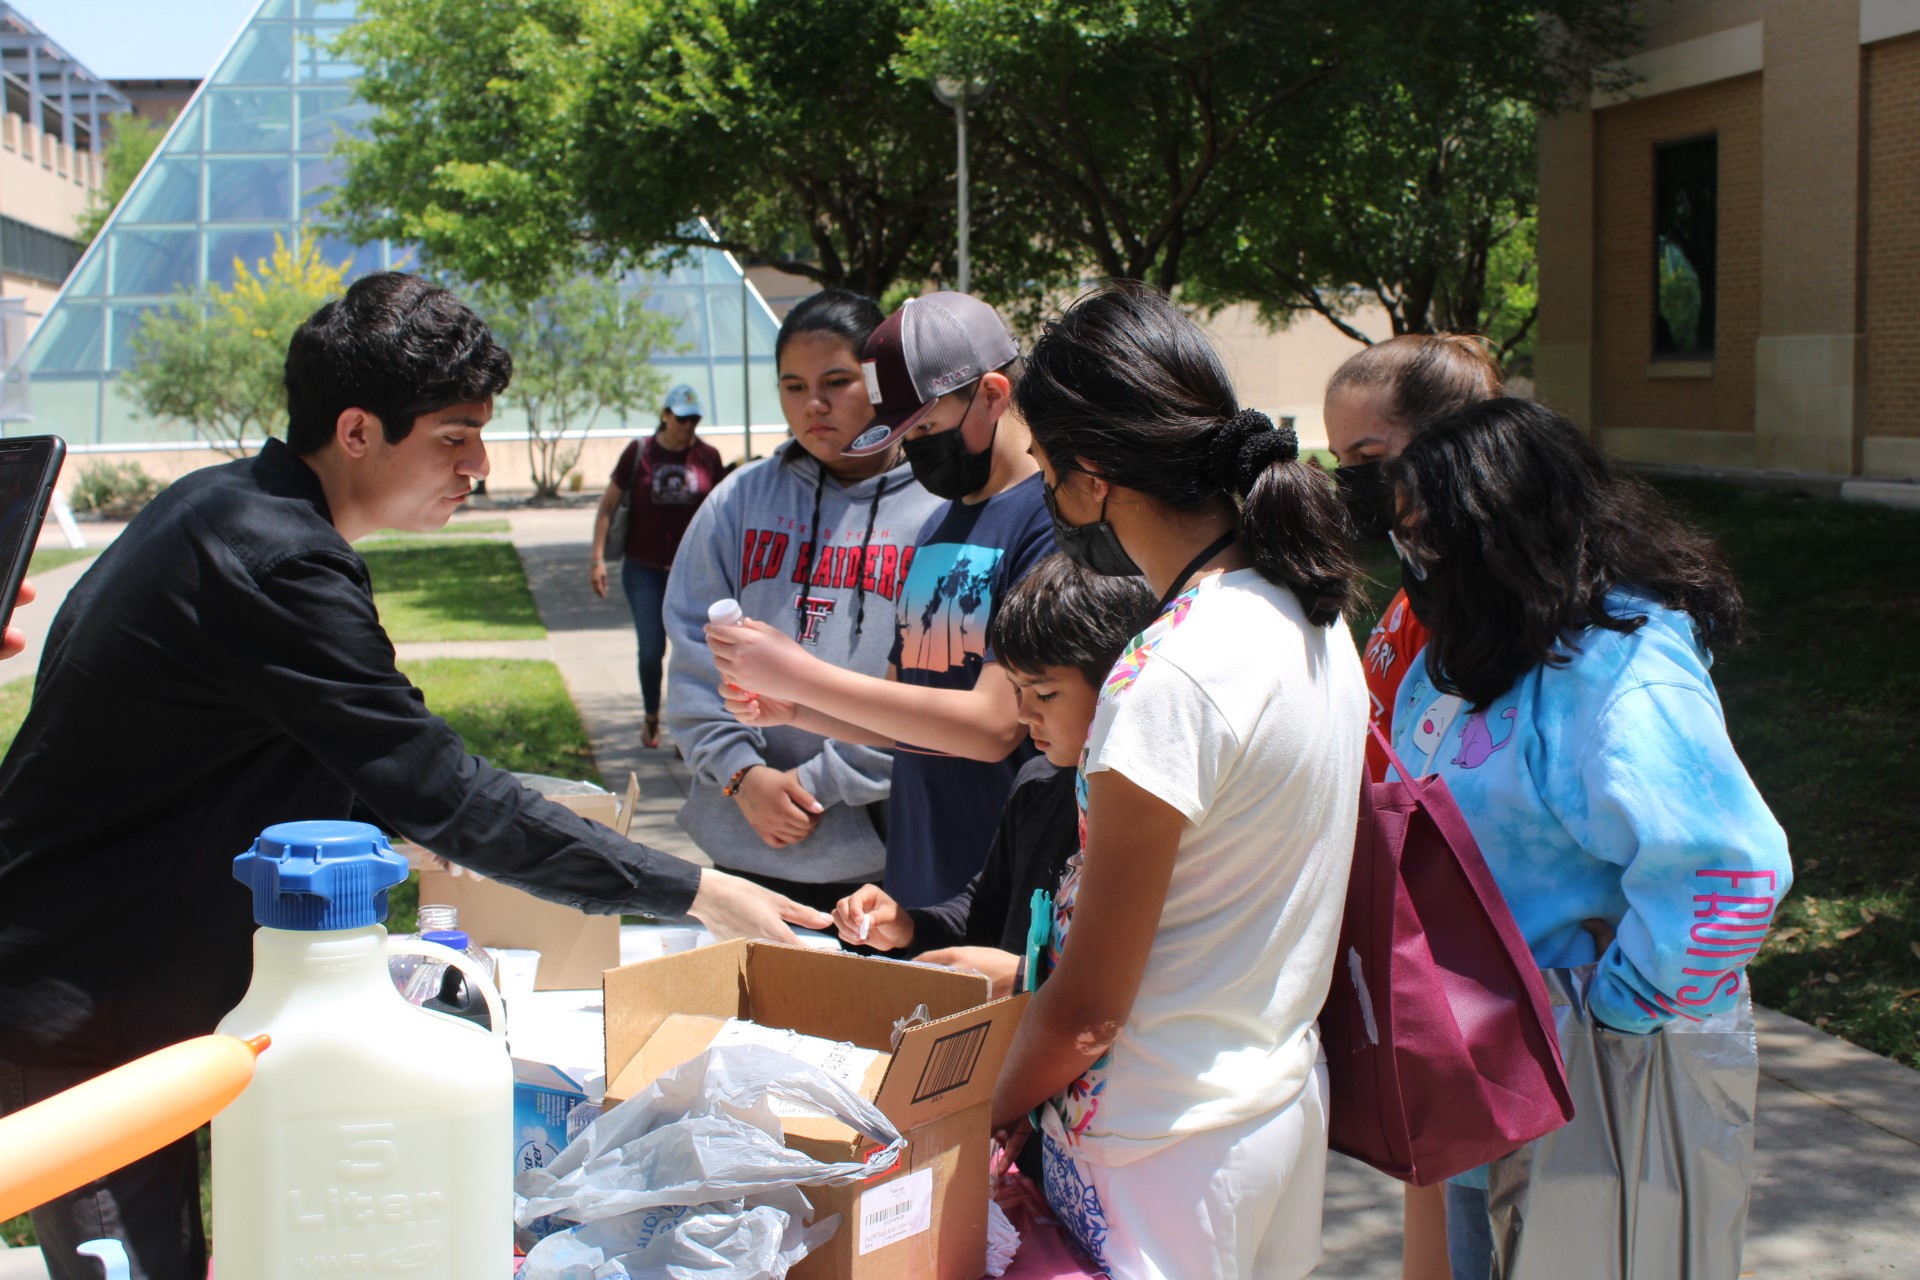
[688,866,832,943]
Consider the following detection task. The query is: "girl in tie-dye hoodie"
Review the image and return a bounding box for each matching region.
[1383,398,1790,1279]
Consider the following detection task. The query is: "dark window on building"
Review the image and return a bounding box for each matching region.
[0,215,84,286]
[1653,136,1717,358]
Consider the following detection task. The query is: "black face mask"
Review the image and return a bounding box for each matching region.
[1043,479,1141,578]
[1391,529,1437,622]
[902,385,994,500]
[1335,460,1394,542]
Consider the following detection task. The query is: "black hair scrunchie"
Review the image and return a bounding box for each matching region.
[1206,407,1299,496]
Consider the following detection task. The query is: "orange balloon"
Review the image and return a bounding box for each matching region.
[0,1034,268,1220]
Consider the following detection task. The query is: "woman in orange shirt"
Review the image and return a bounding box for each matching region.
[1326,335,1504,784]
[1322,333,1502,1280]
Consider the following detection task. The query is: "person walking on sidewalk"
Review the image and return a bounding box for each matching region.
[590,382,726,749]
[0,274,828,1280]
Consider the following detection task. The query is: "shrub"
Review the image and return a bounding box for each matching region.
[69,460,162,518]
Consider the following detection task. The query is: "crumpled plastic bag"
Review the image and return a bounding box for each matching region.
[514,1043,906,1279]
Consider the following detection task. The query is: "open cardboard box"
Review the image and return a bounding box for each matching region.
[404,773,640,991]
[604,940,1029,1280]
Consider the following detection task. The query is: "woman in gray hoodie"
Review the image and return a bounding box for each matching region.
[663,291,942,911]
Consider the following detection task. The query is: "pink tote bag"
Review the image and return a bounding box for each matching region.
[1319,725,1574,1186]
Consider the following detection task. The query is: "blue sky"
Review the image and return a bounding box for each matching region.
[28,0,262,81]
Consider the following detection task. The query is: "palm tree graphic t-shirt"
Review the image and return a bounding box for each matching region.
[883,473,1055,907]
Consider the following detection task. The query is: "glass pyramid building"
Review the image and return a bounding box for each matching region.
[13,0,782,449]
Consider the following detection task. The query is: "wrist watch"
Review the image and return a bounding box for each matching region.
[723,764,761,797]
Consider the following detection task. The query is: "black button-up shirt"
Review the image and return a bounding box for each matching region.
[0,440,700,1068]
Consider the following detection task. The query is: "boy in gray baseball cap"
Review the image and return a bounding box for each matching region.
[707,291,1058,910]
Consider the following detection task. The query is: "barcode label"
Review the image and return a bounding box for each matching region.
[858,1167,933,1254]
[912,1021,989,1102]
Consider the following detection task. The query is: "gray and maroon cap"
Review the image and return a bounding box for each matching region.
[844,292,1019,457]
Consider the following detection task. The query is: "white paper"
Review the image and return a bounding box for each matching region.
[858,1166,934,1255]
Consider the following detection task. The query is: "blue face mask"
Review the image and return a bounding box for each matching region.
[1042,477,1141,578]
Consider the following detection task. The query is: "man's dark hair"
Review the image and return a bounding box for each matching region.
[283,273,514,454]
[990,553,1158,688]
[1386,397,1744,709]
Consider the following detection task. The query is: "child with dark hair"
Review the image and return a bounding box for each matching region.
[828,555,1158,996]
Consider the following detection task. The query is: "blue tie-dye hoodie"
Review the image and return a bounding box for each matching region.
[1388,589,1791,1037]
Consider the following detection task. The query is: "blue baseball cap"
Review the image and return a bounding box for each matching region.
[663,384,704,420]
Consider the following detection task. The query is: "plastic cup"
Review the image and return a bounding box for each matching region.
[492,948,541,999]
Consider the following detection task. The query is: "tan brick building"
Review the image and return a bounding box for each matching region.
[1536,0,1920,483]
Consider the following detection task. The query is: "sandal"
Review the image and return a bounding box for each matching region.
[642,714,661,749]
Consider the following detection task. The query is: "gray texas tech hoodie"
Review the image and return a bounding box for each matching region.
[663,439,943,883]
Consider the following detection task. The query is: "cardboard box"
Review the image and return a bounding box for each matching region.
[604,941,1028,1280]
[409,773,639,991]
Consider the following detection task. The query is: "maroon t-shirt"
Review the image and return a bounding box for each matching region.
[614,434,726,568]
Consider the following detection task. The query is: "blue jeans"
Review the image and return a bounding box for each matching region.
[1445,1182,1493,1280]
[621,559,670,716]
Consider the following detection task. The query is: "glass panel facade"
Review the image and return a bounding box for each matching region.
[16,0,786,448]
[110,229,198,296]
[206,158,296,222]
[207,88,296,152]
[108,303,167,373]
[215,25,294,87]
[118,159,203,225]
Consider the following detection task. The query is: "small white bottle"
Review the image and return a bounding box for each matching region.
[215,822,512,1279]
[709,599,752,695]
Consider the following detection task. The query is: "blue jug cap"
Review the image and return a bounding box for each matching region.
[233,821,409,931]
[420,929,471,952]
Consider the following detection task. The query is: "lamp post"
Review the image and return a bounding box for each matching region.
[931,75,992,294]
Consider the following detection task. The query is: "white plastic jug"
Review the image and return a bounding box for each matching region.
[214,822,512,1278]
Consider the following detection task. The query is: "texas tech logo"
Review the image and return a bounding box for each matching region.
[795,595,837,644]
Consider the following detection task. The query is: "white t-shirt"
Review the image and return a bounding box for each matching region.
[1049,569,1366,1166]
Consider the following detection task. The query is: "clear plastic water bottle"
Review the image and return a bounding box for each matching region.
[402,924,494,1005]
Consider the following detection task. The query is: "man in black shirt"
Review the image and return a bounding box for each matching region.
[0,274,828,1280]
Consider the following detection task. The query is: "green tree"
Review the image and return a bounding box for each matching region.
[337,0,971,298]
[124,234,349,457]
[1189,90,1544,361]
[76,115,167,248]
[334,0,1637,329]
[470,274,684,498]
[909,0,1636,342]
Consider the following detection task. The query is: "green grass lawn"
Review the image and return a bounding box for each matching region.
[1653,479,1920,1066]
[365,518,513,539]
[361,541,544,642]
[26,546,99,575]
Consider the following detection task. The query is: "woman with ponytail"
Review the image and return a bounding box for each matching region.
[991,283,1367,1279]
